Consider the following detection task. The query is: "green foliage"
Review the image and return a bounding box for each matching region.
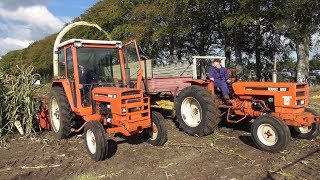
[0,49,24,73]
[278,57,296,70]
[310,54,320,70]
[273,0,320,41]
[1,0,319,80]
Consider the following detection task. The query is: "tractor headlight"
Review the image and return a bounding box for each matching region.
[121,108,127,113]
[74,41,82,47]
[296,99,305,105]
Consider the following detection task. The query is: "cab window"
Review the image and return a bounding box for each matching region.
[58,49,66,77]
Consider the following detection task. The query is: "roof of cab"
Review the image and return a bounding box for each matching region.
[57,39,122,48]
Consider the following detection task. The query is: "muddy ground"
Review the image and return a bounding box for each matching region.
[1,87,320,180]
[0,117,319,180]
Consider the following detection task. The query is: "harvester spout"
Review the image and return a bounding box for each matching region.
[53,21,110,77]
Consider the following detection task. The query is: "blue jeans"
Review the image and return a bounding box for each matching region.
[214,80,229,96]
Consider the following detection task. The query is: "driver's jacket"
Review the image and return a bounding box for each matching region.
[208,66,230,96]
[208,67,229,81]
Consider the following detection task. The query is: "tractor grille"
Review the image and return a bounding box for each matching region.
[296,91,305,97]
[122,99,141,104]
[122,90,141,96]
[295,84,308,106]
[121,89,149,123]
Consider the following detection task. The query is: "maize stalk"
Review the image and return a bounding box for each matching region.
[0,65,39,137]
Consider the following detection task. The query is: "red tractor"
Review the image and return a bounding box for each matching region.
[48,22,167,161]
[141,56,320,152]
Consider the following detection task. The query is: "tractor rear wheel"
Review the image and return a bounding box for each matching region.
[251,114,291,152]
[146,111,168,146]
[293,108,320,140]
[48,86,74,139]
[175,85,221,136]
[84,121,108,161]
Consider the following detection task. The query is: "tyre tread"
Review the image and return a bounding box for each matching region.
[175,85,221,136]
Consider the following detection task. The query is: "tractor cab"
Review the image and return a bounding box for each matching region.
[55,39,143,109]
[52,38,153,136]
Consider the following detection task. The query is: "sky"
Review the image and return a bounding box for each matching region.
[0,0,100,57]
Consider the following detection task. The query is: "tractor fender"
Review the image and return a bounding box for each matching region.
[183,79,214,94]
[51,79,76,111]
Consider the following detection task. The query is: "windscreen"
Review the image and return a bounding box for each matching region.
[123,42,141,80]
[76,47,121,84]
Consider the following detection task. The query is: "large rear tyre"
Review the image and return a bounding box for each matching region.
[175,85,221,136]
[84,121,108,161]
[48,86,74,139]
[293,108,320,140]
[251,114,291,152]
[146,111,168,146]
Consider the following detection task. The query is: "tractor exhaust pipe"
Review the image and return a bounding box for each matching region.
[53,21,111,77]
[272,54,277,83]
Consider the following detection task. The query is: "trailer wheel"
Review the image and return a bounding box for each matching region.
[48,86,74,139]
[84,121,107,161]
[251,114,290,152]
[175,85,221,136]
[293,108,320,140]
[146,111,168,146]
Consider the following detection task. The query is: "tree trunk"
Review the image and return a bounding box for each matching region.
[169,35,175,63]
[296,36,310,83]
[234,30,242,77]
[198,46,206,79]
[224,33,231,67]
[235,37,241,64]
[255,25,262,80]
[234,27,242,65]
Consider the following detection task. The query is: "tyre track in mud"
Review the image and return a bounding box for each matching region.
[266,148,320,180]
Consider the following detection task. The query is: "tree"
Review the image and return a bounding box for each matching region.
[271,0,320,82]
[310,54,320,71]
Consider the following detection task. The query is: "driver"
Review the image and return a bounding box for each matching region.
[78,62,100,84]
[208,58,231,105]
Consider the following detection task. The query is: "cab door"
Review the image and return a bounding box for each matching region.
[65,46,77,108]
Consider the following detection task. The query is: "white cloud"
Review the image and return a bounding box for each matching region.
[0,0,50,9]
[0,37,32,56]
[0,22,32,40]
[0,3,71,57]
[0,5,64,32]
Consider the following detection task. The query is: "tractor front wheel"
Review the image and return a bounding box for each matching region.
[251,114,291,153]
[48,86,74,139]
[145,111,168,146]
[84,121,108,161]
[293,108,320,140]
[175,85,221,136]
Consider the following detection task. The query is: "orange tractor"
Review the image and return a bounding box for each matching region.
[48,22,167,161]
[141,56,320,152]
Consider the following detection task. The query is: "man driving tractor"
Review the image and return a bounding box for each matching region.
[208,58,231,105]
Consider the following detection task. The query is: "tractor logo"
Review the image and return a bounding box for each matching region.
[282,96,292,106]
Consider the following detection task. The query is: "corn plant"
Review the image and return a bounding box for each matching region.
[0,71,5,133]
[0,66,39,137]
